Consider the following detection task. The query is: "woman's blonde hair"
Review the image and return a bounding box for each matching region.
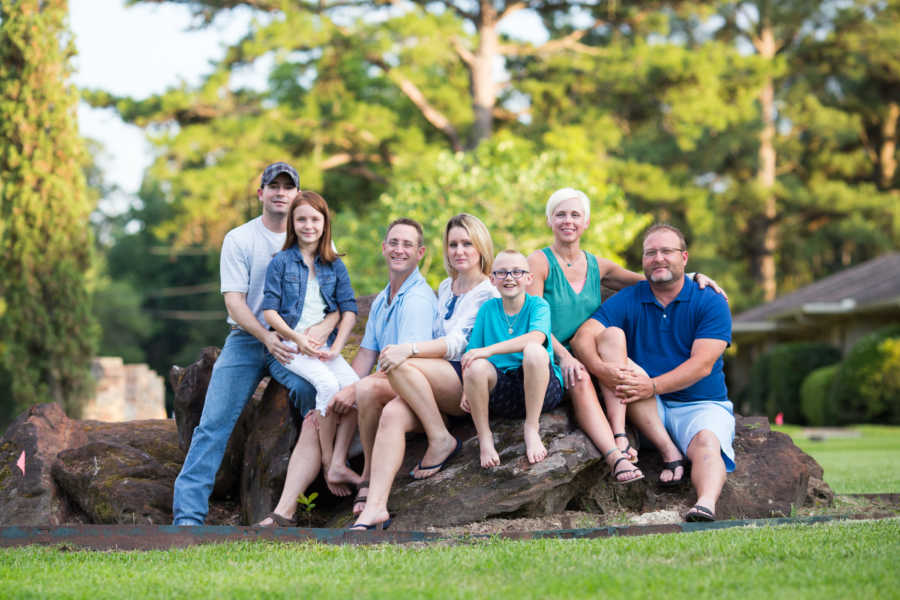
[442,213,493,279]
[545,188,590,222]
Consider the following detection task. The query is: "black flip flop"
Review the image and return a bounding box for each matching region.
[349,516,392,531]
[658,459,687,487]
[409,438,462,479]
[685,504,716,522]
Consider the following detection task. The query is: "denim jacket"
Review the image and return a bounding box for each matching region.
[261,246,357,342]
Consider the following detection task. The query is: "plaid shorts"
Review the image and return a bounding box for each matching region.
[488,363,563,418]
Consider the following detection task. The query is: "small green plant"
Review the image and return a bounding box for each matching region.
[296,492,318,527]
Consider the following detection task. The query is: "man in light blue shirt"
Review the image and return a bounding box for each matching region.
[329,218,437,514]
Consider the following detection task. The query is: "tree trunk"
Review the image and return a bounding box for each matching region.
[468,0,499,150]
[756,26,778,302]
[880,101,899,189]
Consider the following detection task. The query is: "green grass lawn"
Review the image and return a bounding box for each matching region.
[1,519,897,599]
[773,425,900,493]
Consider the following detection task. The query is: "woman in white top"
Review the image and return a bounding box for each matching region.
[351,213,498,529]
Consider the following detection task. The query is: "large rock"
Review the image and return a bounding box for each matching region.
[326,415,833,529]
[0,403,87,526]
[326,410,643,529]
[238,383,300,525]
[51,419,183,524]
[169,346,251,500]
[588,416,834,520]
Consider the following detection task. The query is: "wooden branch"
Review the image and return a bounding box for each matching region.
[499,28,604,56]
[318,152,383,170]
[498,1,527,22]
[368,55,463,152]
[452,36,476,68]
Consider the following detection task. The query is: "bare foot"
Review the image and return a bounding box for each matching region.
[478,435,500,468]
[523,425,547,464]
[327,463,363,487]
[410,435,460,480]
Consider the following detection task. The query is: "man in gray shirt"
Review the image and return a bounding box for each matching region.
[172,162,319,526]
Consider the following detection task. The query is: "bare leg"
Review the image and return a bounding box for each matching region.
[314,410,349,496]
[353,398,420,528]
[326,410,363,491]
[592,327,637,461]
[354,373,395,509]
[686,430,726,515]
[462,359,499,468]
[521,343,549,464]
[388,358,463,479]
[257,412,321,525]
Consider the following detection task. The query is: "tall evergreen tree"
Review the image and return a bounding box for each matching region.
[0,0,98,416]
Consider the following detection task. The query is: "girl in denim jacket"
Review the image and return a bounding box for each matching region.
[261,191,361,498]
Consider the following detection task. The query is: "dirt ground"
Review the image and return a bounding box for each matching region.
[425,494,900,537]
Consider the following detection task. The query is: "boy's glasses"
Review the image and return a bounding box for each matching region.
[492,269,529,280]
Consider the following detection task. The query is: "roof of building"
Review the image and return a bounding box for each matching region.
[734,252,900,329]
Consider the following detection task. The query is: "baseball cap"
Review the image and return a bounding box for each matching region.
[260,162,300,188]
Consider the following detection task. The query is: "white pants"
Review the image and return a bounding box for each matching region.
[283,344,359,415]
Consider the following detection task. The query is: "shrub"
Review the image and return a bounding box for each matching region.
[830,325,900,425]
[800,364,840,426]
[742,342,842,423]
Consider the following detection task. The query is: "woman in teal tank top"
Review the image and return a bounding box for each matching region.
[527,188,646,484]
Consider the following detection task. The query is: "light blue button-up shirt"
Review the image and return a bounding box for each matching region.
[360,267,437,353]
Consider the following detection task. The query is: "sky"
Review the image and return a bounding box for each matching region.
[70,0,256,199]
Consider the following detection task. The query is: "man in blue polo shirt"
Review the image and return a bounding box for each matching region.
[572,223,733,522]
[328,217,438,515]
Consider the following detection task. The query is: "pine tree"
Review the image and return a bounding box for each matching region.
[0,0,98,416]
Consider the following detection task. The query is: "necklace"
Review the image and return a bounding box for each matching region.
[503,309,521,335]
[552,247,579,268]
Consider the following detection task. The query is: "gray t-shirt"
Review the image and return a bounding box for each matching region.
[220,216,286,328]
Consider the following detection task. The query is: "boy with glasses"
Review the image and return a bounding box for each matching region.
[461,250,564,467]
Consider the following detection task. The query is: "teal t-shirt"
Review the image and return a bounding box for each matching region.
[466,294,563,387]
[540,247,604,348]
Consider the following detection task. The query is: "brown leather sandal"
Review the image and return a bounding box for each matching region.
[256,512,297,528]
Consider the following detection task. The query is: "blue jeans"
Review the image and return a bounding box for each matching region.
[172,330,316,525]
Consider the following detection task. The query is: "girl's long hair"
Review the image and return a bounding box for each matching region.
[283,191,340,263]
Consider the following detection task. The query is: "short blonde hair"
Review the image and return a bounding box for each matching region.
[494,249,528,264]
[443,213,494,278]
[545,188,590,221]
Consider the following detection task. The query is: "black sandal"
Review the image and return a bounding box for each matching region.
[614,432,638,463]
[604,448,644,485]
[352,481,369,515]
[658,459,686,487]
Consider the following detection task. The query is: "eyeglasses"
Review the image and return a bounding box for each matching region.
[386,239,418,250]
[642,247,684,259]
[492,269,529,280]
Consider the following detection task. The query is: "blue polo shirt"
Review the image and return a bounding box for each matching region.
[591,277,731,403]
[361,267,438,353]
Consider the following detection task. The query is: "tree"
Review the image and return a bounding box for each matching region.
[0,0,98,416]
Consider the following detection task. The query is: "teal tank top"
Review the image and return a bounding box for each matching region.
[540,247,604,348]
